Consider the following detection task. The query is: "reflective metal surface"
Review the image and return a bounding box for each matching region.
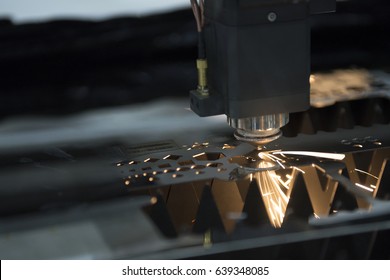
[228,113,289,145]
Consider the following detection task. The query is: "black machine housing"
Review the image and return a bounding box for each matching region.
[190,0,336,119]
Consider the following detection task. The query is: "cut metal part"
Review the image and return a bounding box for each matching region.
[118,140,390,233]
[115,116,390,237]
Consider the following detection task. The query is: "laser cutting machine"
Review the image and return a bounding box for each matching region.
[0,0,390,260]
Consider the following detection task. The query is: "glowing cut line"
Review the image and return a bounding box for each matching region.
[355,183,374,192]
[273,151,345,160]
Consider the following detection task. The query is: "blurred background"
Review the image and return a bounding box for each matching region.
[0,0,388,117]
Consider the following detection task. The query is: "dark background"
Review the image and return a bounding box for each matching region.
[0,0,389,117]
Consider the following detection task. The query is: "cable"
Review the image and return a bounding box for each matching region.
[190,0,206,59]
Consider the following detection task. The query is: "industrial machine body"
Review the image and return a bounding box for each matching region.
[190,0,335,144]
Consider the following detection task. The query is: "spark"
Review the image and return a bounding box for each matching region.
[276,160,286,169]
[262,192,273,197]
[163,155,170,160]
[354,168,379,180]
[355,183,374,192]
[256,168,293,228]
[293,166,306,174]
[273,151,345,161]
[257,152,285,170]
[275,174,290,190]
[266,153,286,163]
[268,207,277,222]
[259,152,286,163]
[269,173,290,192]
[270,198,284,221]
[193,152,205,158]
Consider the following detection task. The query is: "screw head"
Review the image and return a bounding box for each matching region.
[267,12,277,22]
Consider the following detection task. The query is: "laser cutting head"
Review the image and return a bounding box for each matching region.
[229,113,288,145]
[189,0,336,145]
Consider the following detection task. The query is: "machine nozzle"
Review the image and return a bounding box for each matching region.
[228,113,289,145]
